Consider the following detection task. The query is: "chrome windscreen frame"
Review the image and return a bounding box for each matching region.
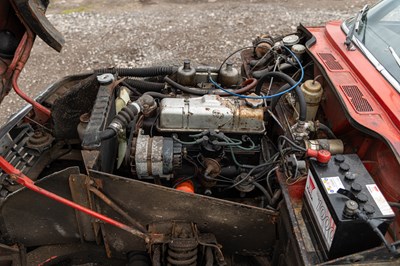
[341,22,400,93]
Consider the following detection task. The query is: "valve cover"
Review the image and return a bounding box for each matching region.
[158,95,265,133]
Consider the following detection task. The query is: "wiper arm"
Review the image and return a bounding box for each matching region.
[389,46,400,68]
[345,5,369,51]
[355,5,369,33]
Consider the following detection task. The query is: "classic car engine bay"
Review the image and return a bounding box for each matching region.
[1,0,400,265]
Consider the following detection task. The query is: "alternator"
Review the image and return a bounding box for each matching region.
[130,134,182,179]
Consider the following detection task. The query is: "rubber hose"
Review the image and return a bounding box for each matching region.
[143,91,172,98]
[317,123,336,139]
[253,182,272,204]
[256,72,306,121]
[250,57,268,67]
[164,76,209,95]
[220,166,240,177]
[252,64,292,79]
[165,76,257,96]
[124,79,165,92]
[270,84,290,111]
[389,202,400,209]
[252,68,270,79]
[95,66,177,77]
[115,105,138,128]
[120,81,141,96]
[270,189,282,207]
[100,128,116,141]
[100,103,140,141]
[216,78,257,96]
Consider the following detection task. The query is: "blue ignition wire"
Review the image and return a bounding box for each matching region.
[209,45,304,99]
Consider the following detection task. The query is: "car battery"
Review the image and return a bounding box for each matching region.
[302,154,395,260]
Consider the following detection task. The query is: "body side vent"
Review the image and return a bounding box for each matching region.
[342,85,374,113]
[318,52,344,71]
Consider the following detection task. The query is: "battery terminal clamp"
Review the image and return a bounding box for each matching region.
[344,200,359,218]
[306,149,331,164]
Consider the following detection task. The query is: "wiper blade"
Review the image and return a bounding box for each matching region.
[345,5,369,50]
[389,46,400,68]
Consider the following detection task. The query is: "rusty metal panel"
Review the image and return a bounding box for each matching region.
[319,242,400,265]
[271,172,319,266]
[89,170,278,256]
[51,74,99,140]
[69,174,96,242]
[0,167,81,247]
[26,243,125,266]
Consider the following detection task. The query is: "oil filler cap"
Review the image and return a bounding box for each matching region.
[97,73,114,85]
[245,93,264,108]
[282,34,300,46]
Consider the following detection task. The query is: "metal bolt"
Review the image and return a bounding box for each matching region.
[183,59,191,71]
[344,200,359,217]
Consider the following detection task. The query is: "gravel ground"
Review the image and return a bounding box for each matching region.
[0,0,375,124]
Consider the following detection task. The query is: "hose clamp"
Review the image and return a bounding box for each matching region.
[109,122,123,133]
[129,102,141,113]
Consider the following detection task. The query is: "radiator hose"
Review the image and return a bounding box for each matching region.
[95,66,177,77]
[100,95,155,140]
[123,79,165,92]
[256,72,306,122]
[165,76,257,96]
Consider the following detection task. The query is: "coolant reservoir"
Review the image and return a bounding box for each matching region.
[300,79,323,121]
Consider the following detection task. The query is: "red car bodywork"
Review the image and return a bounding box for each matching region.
[307,21,400,240]
[1,1,400,265]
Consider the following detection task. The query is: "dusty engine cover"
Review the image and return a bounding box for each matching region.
[158,95,265,133]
